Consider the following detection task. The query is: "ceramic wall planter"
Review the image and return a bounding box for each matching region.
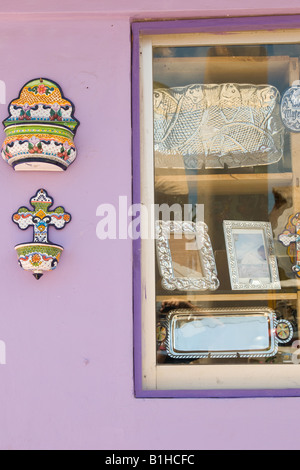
[12,189,71,279]
[2,78,79,171]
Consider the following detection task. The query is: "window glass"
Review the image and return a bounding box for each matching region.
[135,23,300,394]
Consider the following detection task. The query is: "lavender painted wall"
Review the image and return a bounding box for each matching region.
[0,0,299,450]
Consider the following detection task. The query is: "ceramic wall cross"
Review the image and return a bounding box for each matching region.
[12,189,71,279]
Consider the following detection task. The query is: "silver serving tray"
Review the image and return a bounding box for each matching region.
[154,83,284,169]
[165,308,293,359]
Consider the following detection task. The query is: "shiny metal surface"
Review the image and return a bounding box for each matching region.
[156,220,219,291]
[154,83,284,169]
[165,308,292,359]
[281,85,300,132]
[223,220,281,290]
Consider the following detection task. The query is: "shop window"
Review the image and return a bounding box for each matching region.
[132,16,300,397]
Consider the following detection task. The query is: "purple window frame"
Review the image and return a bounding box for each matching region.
[131,15,300,398]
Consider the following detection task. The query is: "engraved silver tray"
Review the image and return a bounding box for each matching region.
[154,84,284,169]
[165,308,293,359]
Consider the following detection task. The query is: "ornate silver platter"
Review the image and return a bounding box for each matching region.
[155,220,219,291]
[165,308,293,359]
[154,83,284,169]
[223,220,281,290]
[281,85,300,132]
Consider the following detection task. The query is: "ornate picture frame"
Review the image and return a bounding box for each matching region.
[223,220,281,290]
[155,220,219,291]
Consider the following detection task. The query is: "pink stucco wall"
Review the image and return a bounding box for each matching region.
[0,0,299,450]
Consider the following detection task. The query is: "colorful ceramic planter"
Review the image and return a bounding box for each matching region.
[2,78,79,171]
[15,243,64,279]
[12,189,71,279]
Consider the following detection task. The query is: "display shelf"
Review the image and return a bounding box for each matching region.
[155,172,293,195]
[156,292,298,303]
[154,57,300,333]
[153,55,291,89]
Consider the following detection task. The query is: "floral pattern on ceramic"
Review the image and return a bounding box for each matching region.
[2,78,79,171]
[12,189,71,279]
[15,244,63,276]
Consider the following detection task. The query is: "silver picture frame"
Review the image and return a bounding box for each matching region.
[155,220,219,291]
[165,308,293,359]
[223,220,281,290]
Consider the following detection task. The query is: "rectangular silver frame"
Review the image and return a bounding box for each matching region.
[166,308,279,359]
[223,220,281,290]
[155,220,219,291]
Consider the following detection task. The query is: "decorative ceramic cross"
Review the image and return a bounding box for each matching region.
[278,212,300,276]
[12,188,71,243]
